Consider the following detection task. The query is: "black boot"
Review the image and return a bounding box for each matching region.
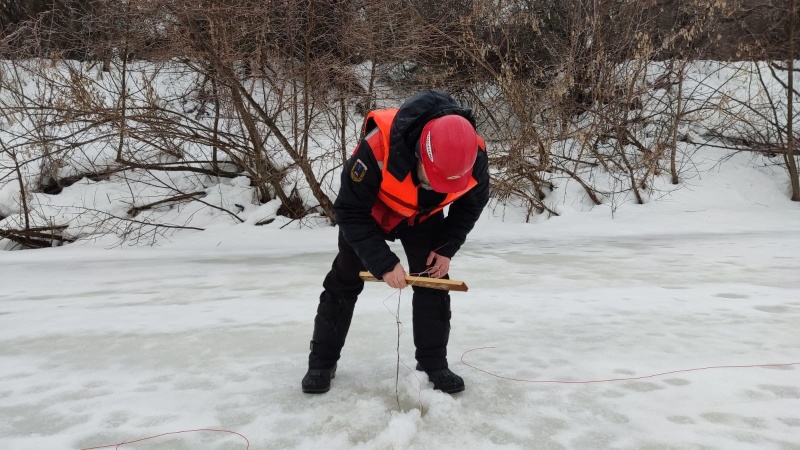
[302,364,337,394]
[415,363,465,394]
[303,293,356,393]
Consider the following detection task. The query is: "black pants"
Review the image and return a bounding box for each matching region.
[308,214,452,371]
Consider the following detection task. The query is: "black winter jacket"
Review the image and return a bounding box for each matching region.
[334,90,490,278]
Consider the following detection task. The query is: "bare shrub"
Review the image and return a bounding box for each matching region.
[2,0,797,250]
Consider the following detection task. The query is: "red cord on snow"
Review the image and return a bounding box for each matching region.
[461,347,800,384]
[79,428,249,450]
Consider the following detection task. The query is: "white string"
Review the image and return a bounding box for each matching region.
[381,268,434,413]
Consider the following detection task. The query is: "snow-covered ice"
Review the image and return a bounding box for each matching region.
[2,56,800,447]
[1,191,799,449]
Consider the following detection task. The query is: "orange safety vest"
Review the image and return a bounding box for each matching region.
[359,108,486,232]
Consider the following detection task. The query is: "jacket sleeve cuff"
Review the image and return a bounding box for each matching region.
[434,243,458,259]
[371,254,402,280]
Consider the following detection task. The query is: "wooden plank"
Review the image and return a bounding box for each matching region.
[359,271,469,292]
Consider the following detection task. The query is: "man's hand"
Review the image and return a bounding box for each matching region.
[382,263,408,289]
[426,252,451,279]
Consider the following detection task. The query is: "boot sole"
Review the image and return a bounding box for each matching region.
[440,386,465,394]
[302,386,330,394]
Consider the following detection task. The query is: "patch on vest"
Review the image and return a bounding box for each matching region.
[350,159,368,182]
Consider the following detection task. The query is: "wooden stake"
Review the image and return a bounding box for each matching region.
[359,271,469,292]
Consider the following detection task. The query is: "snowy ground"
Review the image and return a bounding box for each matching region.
[1,181,799,450]
[1,56,798,449]
[0,151,799,450]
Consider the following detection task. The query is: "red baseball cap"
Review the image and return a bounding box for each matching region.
[418,115,478,193]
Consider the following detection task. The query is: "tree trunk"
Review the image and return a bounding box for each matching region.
[10,151,30,230]
[670,67,684,185]
[211,73,221,174]
[340,95,348,165]
[787,0,800,201]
